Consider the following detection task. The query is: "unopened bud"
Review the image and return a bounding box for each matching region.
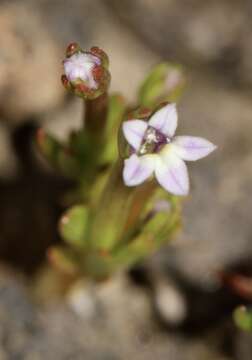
[62,43,110,100]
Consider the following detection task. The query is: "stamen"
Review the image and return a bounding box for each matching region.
[145,127,158,143]
[139,144,147,154]
[138,126,169,155]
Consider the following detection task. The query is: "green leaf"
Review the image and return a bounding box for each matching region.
[110,197,181,270]
[106,94,126,136]
[234,306,252,331]
[59,205,89,248]
[111,233,155,268]
[138,63,186,107]
[147,195,181,245]
[101,93,126,163]
[36,129,63,167]
[57,148,81,178]
[36,129,80,178]
[47,246,79,275]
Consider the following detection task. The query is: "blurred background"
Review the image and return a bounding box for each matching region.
[0,0,252,359]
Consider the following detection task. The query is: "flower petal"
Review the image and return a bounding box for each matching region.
[123,154,156,186]
[155,150,189,195]
[148,103,177,137]
[64,60,83,81]
[64,53,99,86]
[172,136,217,161]
[122,120,148,151]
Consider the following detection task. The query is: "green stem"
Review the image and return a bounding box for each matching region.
[84,92,108,141]
[88,159,157,251]
[77,93,109,199]
[88,159,132,250]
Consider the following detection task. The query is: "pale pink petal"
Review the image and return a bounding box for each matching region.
[148,103,177,137]
[63,53,99,87]
[122,120,148,151]
[172,136,217,161]
[64,60,81,81]
[155,153,189,195]
[123,154,156,186]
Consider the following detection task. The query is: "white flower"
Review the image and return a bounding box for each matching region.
[122,103,217,195]
[63,52,101,89]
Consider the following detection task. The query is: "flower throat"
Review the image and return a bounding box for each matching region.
[138,126,170,155]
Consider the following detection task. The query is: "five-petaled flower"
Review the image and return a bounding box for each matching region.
[122,103,217,195]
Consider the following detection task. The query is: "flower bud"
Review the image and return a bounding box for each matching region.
[62,43,110,100]
[138,63,186,107]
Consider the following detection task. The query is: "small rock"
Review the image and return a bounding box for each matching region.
[153,276,187,325]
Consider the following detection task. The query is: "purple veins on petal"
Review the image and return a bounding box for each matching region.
[122,120,148,151]
[148,103,177,138]
[155,155,189,195]
[121,102,217,195]
[172,136,217,161]
[123,154,155,186]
